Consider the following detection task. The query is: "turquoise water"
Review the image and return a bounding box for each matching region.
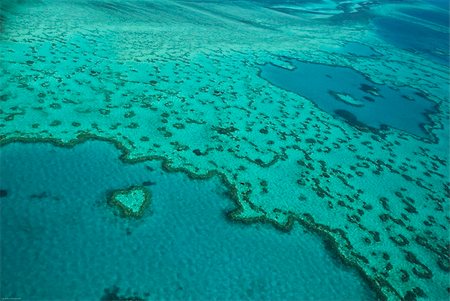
[0,141,375,300]
[335,42,380,57]
[1,0,449,300]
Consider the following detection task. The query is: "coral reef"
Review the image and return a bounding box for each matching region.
[108,186,151,218]
[1,0,448,300]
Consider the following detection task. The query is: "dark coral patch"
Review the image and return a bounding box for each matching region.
[0,189,8,198]
[100,286,146,301]
[334,109,367,129]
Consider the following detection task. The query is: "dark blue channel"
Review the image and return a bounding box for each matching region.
[260,60,438,138]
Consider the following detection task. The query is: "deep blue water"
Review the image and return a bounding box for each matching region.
[0,141,375,300]
[426,0,450,10]
[374,16,449,66]
[260,60,437,138]
[400,7,450,27]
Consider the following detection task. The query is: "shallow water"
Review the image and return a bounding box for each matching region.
[0,141,376,300]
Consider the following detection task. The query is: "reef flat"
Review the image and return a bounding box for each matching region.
[109,186,151,218]
[1,0,449,300]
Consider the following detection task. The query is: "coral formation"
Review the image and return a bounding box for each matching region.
[108,186,151,218]
[0,0,449,300]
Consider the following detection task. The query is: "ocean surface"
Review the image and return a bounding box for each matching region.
[0,141,375,300]
[1,0,449,300]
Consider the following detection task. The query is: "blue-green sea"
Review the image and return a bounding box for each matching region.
[1,0,449,300]
[0,141,375,300]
